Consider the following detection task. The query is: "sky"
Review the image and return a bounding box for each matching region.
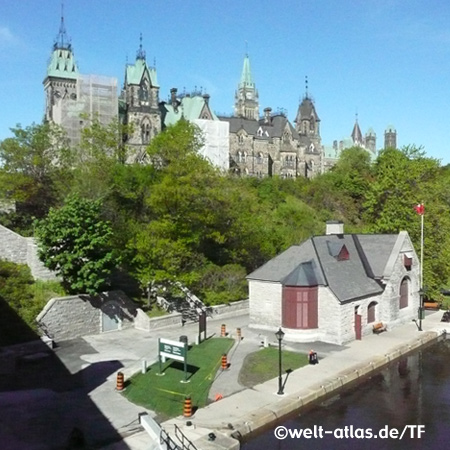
[1,0,450,163]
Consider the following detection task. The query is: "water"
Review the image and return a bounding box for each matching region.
[242,339,450,450]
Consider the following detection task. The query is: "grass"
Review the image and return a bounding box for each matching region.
[239,347,309,388]
[122,337,234,420]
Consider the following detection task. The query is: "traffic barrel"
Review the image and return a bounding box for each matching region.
[183,396,192,417]
[116,372,124,391]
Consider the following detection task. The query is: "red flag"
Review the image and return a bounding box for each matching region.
[414,203,424,215]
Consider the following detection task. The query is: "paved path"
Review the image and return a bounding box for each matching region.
[162,311,447,450]
[1,310,446,450]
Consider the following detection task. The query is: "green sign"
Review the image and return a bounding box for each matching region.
[158,337,189,382]
[159,338,187,362]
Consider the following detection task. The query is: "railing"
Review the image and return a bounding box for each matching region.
[160,428,180,450]
[174,424,198,450]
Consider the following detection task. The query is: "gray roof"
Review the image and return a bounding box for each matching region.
[221,114,299,140]
[296,96,320,122]
[247,232,402,303]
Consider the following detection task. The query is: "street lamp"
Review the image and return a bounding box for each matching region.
[275,327,285,395]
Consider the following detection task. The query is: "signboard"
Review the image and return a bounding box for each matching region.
[159,338,187,362]
[158,337,189,382]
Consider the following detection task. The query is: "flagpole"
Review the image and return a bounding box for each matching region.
[419,203,424,331]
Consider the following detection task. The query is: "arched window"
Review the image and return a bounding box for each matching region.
[238,135,244,145]
[257,152,263,164]
[310,116,315,131]
[399,278,409,309]
[367,301,377,323]
[243,152,247,162]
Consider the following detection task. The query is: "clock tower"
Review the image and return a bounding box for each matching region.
[234,54,259,120]
[43,11,79,127]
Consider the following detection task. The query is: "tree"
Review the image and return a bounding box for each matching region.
[34,195,117,295]
[0,122,72,227]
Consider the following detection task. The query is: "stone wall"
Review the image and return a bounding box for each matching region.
[249,280,282,328]
[37,291,138,342]
[0,224,58,281]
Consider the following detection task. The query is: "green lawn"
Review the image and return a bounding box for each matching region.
[239,347,309,388]
[122,337,234,421]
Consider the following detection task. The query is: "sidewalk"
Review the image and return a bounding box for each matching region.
[161,311,447,450]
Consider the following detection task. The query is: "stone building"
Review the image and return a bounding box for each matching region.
[221,56,323,178]
[43,16,118,148]
[247,221,419,345]
[323,118,398,171]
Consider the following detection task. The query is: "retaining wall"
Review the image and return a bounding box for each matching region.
[0,224,58,280]
[37,291,138,341]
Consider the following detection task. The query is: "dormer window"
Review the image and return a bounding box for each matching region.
[404,253,413,271]
[257,127,264,137]
[337,245,349,261]
[327,241,349,261]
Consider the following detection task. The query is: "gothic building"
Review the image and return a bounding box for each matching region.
[221,56,323,178]
[323,118,398,171]
[119,37,161,163]
[43,14,396,178]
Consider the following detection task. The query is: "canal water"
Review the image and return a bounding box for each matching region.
[241,338,450,450]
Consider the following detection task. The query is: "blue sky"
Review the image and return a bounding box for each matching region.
[1,0,450,163]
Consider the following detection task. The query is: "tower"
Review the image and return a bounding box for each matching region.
[234,54,259,120]
[295,77,321,141]
[351,114,364,147]
[365,128,376,153]
[384,125,397,149]
[294,77,323,178]
[43,9,79,142]
[122,34,161,161]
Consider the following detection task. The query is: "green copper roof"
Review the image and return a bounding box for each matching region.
[239,55,255,89]
[125,58,158,87]
[46,47,78,79]
[164,96,218,126]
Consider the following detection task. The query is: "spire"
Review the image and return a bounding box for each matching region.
[351,113,363,145]
[136,33,146,61]
[54,1,71,50]
[239,53,254,89]
[305,75,309,99]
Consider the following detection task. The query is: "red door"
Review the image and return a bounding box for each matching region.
[355,308,362,340]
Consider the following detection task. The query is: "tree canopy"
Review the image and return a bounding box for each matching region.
[2,118,450,304]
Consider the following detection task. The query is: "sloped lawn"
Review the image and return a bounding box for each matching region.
[123,337,234,420]
[239,347,309,388]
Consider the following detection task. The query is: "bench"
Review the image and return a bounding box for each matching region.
[424,301,439,310]
[373,322,387,334]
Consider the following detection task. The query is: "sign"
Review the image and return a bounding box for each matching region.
[159,338,187,362]
[158,337,189,382]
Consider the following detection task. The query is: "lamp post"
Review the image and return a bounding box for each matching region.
[275,328,285,395]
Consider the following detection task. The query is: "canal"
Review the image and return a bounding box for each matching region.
[241,338,450,450]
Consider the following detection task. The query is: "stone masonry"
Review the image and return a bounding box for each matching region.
[0,225,57,281]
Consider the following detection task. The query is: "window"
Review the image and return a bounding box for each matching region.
[257,152,263,164]
[282,286,318,329]
[242,152,247,162]
[367,302,377,323]
[238,135,244,145]
[404,253,413,271]
[399,278,409,309]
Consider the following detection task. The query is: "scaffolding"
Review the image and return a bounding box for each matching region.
[56,74,118,147]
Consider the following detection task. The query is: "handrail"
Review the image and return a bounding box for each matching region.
[174,424,198,450]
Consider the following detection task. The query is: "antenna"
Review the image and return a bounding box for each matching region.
[136,33,146,60]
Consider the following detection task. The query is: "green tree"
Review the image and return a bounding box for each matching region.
[0,122,72,231]
[35,195,117,295]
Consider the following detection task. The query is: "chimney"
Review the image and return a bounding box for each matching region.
[170,88,178,113]
[326,220,344,235]
[264,107,272,124]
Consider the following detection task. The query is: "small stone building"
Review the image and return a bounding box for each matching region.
[247,221,420,345]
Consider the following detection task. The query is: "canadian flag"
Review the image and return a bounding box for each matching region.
[414,203,424,215]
